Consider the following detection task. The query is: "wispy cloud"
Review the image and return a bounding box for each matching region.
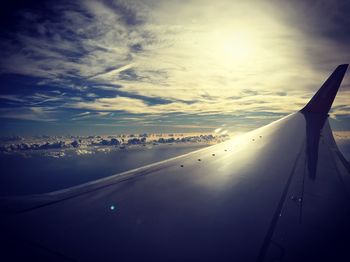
[0,107,57,122]
[69,92,307,115]
[0,95,26,103]
[0,0,349,133]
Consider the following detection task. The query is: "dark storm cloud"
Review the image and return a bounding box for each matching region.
[281,0,350,43]
[276,0,350,70]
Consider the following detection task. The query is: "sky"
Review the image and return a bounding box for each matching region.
[0,0,350,135]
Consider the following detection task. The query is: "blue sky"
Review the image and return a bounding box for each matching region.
[0,0,350,135]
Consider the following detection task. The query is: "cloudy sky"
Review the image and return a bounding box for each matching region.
[0,0,349,135]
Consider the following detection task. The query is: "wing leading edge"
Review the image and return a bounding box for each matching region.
[0,65,349,262]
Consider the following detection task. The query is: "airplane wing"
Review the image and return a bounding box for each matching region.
[1,65,349,261]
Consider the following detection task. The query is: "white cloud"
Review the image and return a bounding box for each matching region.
[1,0,349,128]
[0,107,57,122]
[69,92,307,116]
[0,95,26,102]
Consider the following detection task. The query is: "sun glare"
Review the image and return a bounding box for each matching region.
[222,31,256,61]
[206,29,260,67]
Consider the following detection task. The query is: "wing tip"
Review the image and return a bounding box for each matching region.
[301,64,348,115]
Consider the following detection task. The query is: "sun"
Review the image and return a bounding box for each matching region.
[222,31,256,61]
[207,29,260,67]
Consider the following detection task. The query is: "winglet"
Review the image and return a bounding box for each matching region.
[301,64,348,115]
